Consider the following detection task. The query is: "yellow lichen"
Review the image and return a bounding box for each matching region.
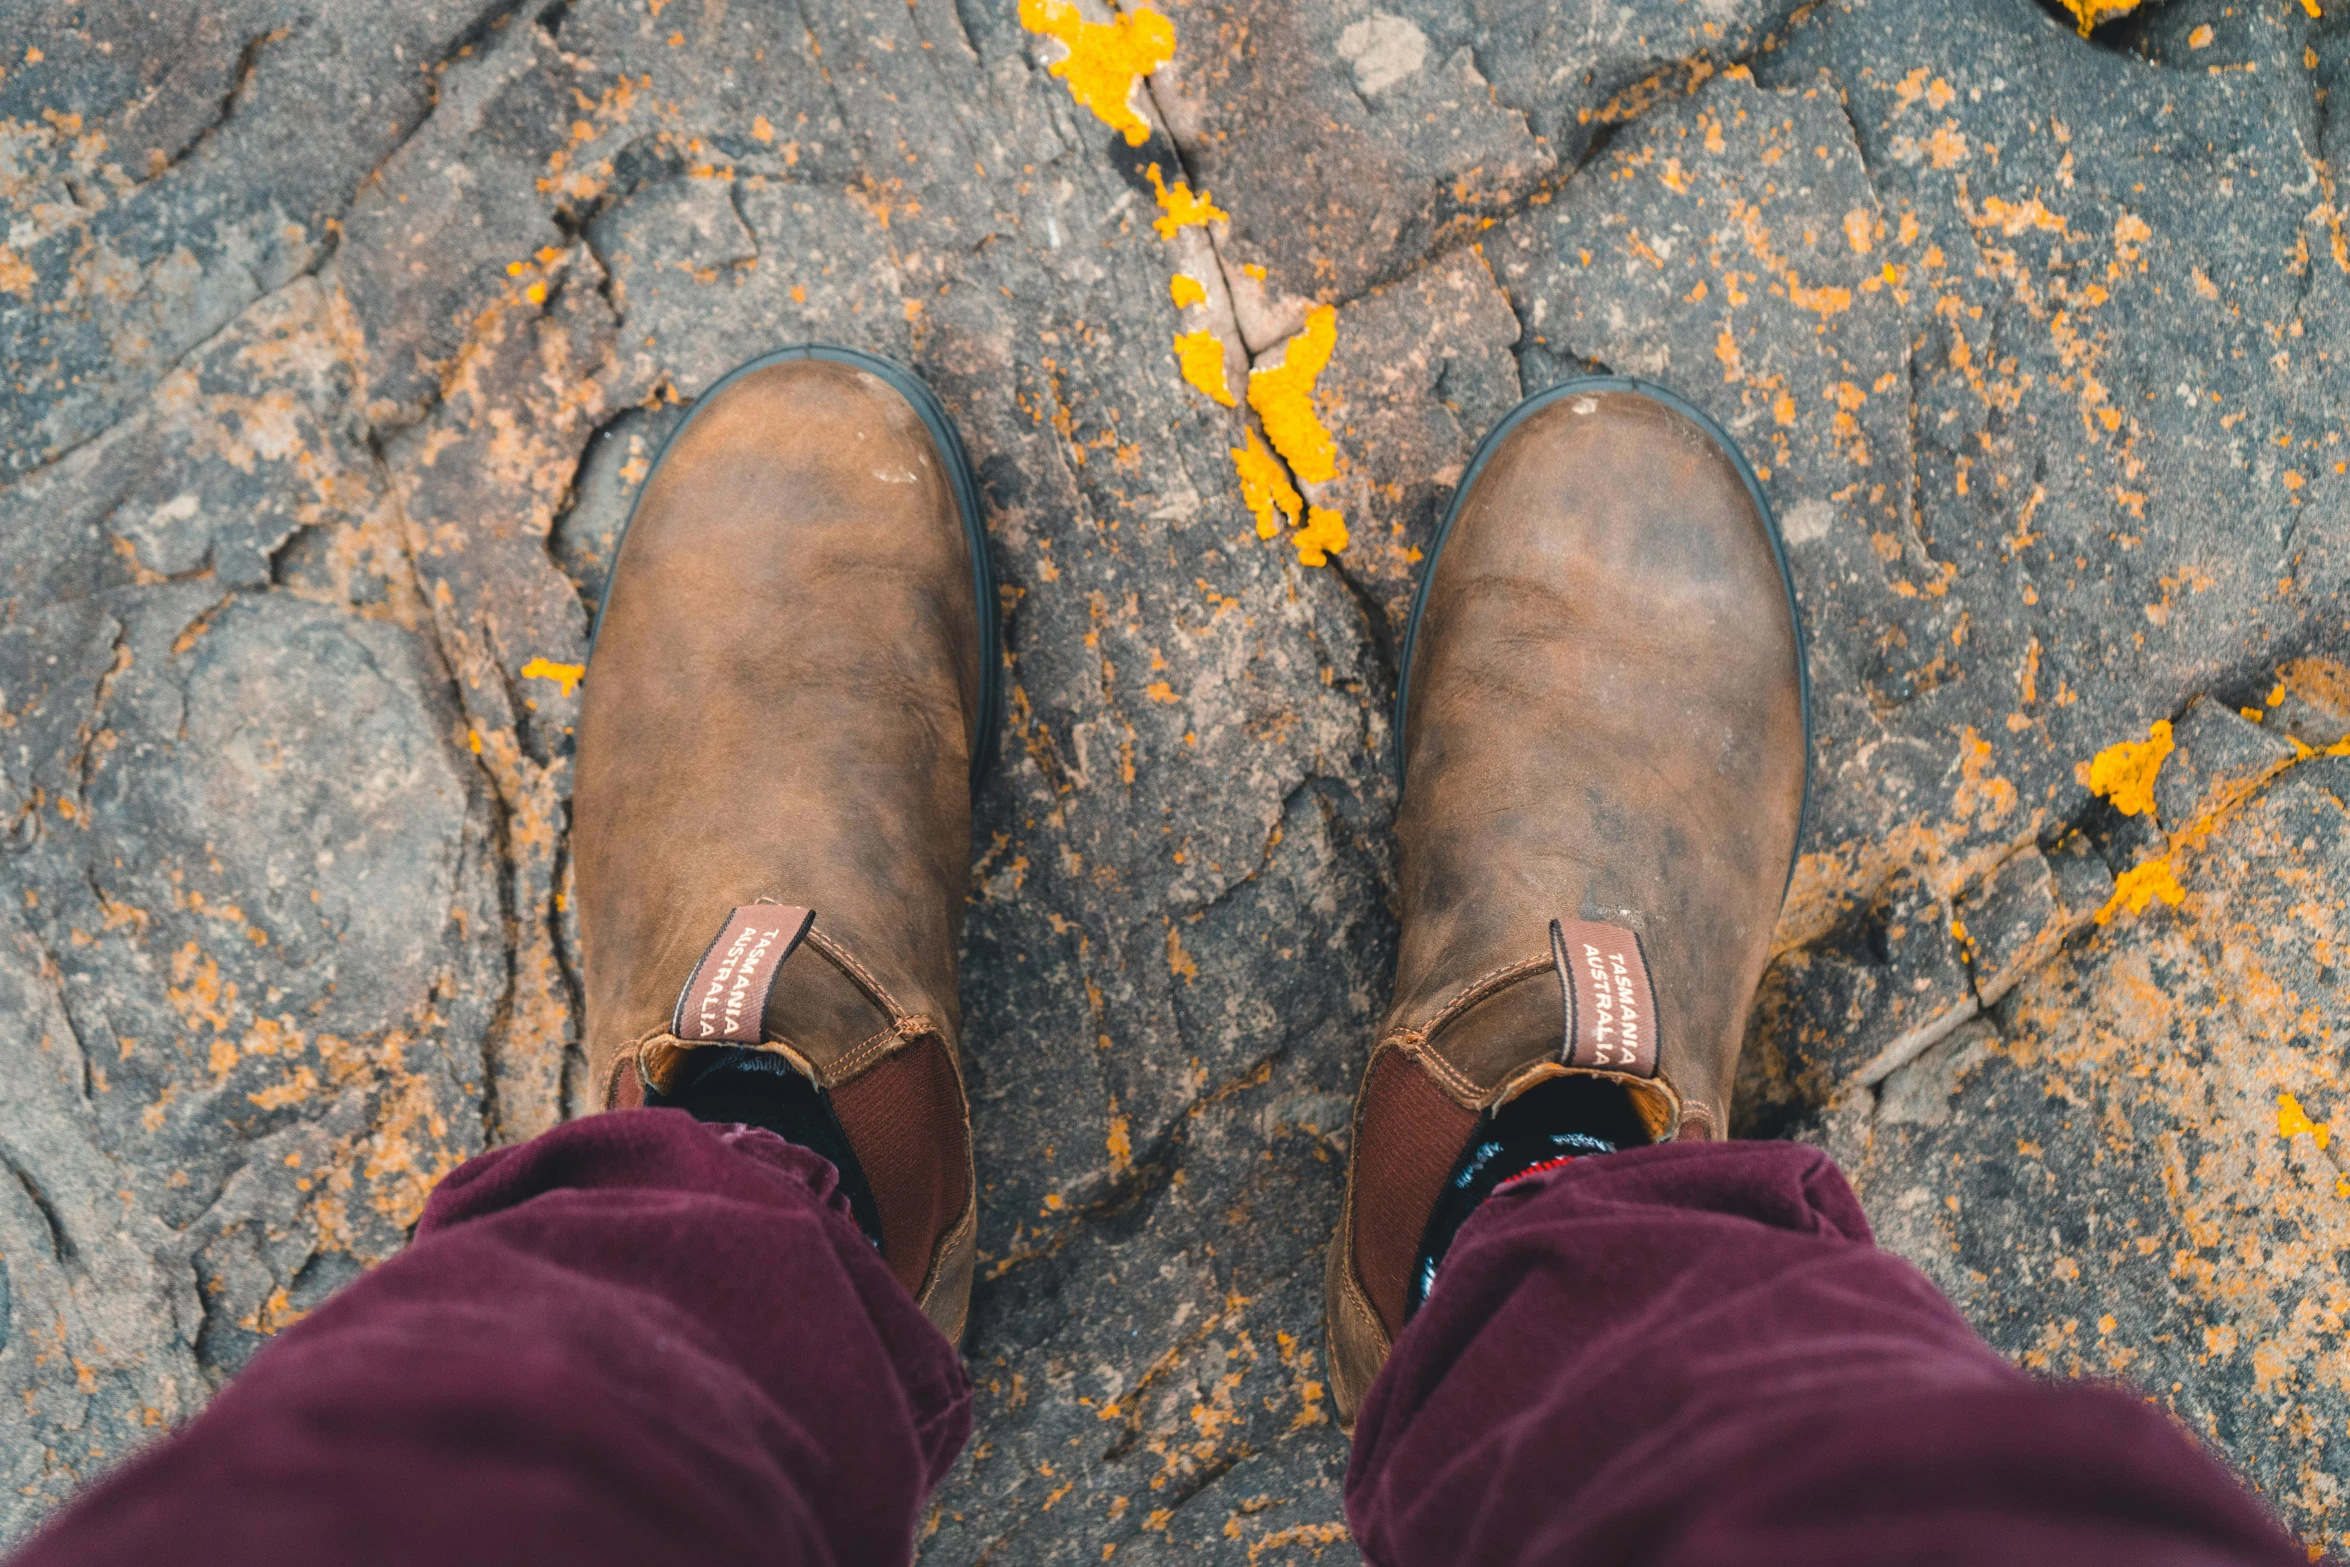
[2096,857,2184,923]
[1229,428,1301,540]
[2080,719,2172,818]
[1247,304,1340,483]
[520,657,585,697]
[1147,162,1227,237]
[1169,273,1207,308]
[1016,0,1175,147]
[1292,506,1349,567]
[2053,0,2143,34]
[1173,329,1236,406]
[2278,1093,2332,1151]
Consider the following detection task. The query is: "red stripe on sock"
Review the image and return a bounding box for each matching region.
[1495,1154,1584,1192]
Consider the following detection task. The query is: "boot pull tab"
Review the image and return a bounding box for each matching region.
[672,903,816,1042]
[1549,917,1661,1078]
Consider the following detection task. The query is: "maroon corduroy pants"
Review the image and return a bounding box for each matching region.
[12,1111,2303,1566]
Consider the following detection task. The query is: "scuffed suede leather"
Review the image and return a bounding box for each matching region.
[1327,387,1808,1426]
[572,357,983,1339]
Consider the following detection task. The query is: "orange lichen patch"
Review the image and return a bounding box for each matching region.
[2080,719,2173,818]
[1963,776,2350,1524]
[1172,329,1236,406]
[2275,657,2350,729]
[1292,506,1349,567]
[1244,1523,1350,1562]
[1169,273,1207,308]
[1166,922,1198,982]
[0,246,36,297]
[168,942,237,1037]
[1146,162,1228,237]
[2278,1093,2332,1151]
[1977,195,2069,238]
[1230,428,1302,540]
[1785,275,1853,317]
[1018,0,1175,147]
[1247,305,1340,483]
[519,657,584,697]
[2097,856,2184,923]
[2053,0,2142,33]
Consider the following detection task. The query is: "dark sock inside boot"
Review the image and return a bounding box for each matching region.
[649,1047,885,1247]
[1406,1075,1653,1318]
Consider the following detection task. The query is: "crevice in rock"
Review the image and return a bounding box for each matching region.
[134,23,300,186]
[431,3,531,83]
[356,436,533,1147]
[1176,775,1324,920]
[341,0,519,210]
[979,1044,1286,1287]
[3,219,347,498]
[543,398,652,617]
[1157,1445,1251,1511]
[1289,47,1759,321]
[944,0,990,65]
[7,1161,75,1267]
[67,619,133,823]
[546,831,586,1119]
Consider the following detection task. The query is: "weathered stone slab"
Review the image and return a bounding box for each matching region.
[2154,696,2306,833]
[1313,247,1524,652]
[1954,835,2113,1006]
[1838,747,2350,1541]
[0,587,501,1518]
[2,0,2348,1558]
[1145,0,1550,313]
[0,1,506,471]
[1749,0,2350,911]
[1739,868,1975,1135]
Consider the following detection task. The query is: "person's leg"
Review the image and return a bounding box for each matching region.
[1326,377,2303,1563]
[11,1109,968,1567]
[1345,1139,2302,1567]
[12,347,1001,1565]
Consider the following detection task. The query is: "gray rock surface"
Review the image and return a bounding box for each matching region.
[3,0,2348,1558]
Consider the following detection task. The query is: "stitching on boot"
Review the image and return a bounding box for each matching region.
[1338,1262,1389,1359]
[1413,954,1554,1042]
[1334,1227,1393,1409]
[1385,1032,1486,1109]
[916,1191,979,1314]
[821,1013,939,1086]
[803,926,910,1020]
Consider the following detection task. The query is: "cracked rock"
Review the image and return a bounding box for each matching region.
[2151,696,2306,831]
[1740,869,1974,1135]
[5,0,2350,1556]
[1955,836,2112,1006]
[1147,0,1552,305]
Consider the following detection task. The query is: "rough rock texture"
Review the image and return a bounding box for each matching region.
[2,0,2348,1559]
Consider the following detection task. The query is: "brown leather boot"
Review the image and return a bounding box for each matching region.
[571,346,998,1342]
[1324,379,1809,1425]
